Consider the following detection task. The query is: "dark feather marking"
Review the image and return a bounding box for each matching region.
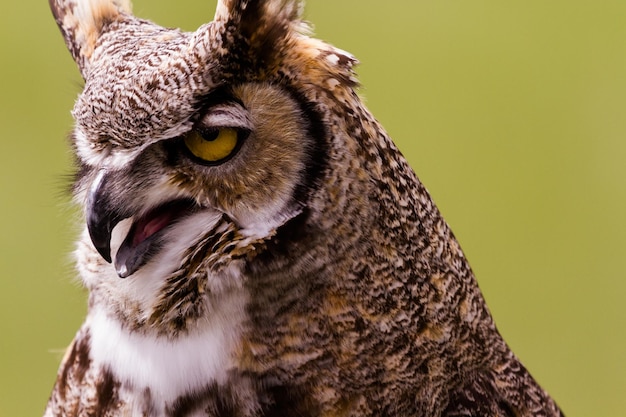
[167,383,233,417]
[94,367,120,416]
[56,331,92,401]
[284,84,329,211]
[245,82,329,263]
[167,381,318,417]
[262,384,320,417]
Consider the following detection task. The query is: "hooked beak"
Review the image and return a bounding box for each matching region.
[85,169,199,278]
[86,169,124,264]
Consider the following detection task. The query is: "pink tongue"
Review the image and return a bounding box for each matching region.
[132,211,177,247]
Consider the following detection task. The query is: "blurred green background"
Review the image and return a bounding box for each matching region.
[1,0,624,415]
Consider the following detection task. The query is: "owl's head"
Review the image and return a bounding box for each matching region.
[52,0,395,332]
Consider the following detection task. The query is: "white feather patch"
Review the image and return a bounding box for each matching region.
[87,283,248,406]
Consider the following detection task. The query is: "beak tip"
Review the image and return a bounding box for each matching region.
[102,251,113,264]
[92,239,113,263]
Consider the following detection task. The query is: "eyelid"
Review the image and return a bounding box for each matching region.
[196,102,253,132]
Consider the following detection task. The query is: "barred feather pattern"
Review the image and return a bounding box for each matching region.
[45,0,564,416]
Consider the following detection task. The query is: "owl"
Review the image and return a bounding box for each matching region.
[45,0,564,416]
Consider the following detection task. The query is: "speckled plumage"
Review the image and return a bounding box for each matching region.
[45,0,564,416]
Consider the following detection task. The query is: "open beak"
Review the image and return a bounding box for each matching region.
[86,169,123,264]
[86,169,198,278]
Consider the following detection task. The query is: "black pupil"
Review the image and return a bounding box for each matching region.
[198,128,220,142]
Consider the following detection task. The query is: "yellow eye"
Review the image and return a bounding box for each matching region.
[183,127,240,164]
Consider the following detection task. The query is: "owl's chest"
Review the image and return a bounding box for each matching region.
[83,291,252,416]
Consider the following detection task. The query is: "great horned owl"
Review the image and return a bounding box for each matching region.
[45,0,564,416]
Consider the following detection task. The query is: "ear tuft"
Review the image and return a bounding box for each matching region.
[49,0,133,77]
[215,0,302,26]
[213,0,304,76]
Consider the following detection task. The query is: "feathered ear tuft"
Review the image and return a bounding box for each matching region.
[49,0,133,77]
[213,0,304,78]
[214,0,303,29]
